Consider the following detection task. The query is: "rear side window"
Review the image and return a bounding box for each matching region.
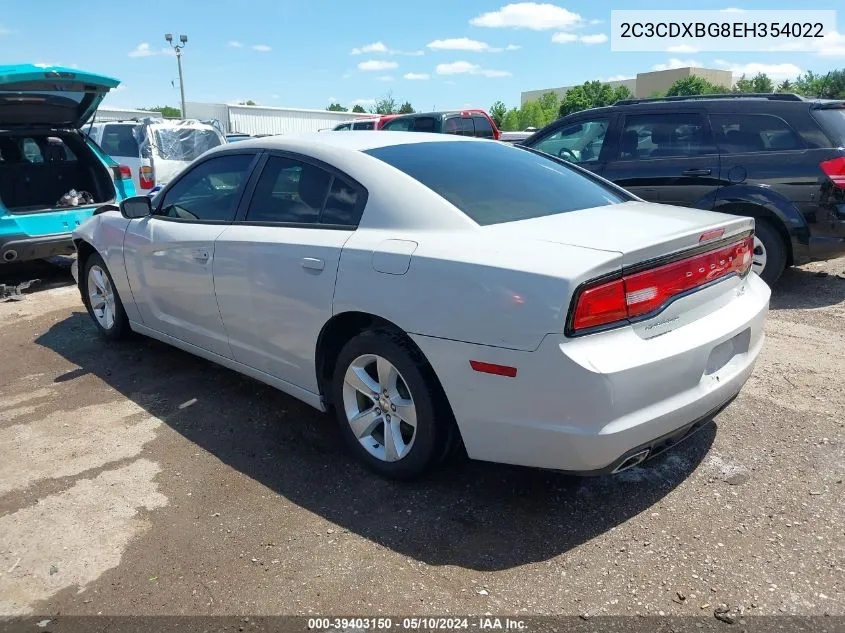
[811,107,845,146]
[334,123,352,131]
[365,141,626,226]
[444,117,473,136]
[352,121,376,130]
[384,117,437,132]
[245,155,365,226]
[473,115,495,139]
[101,125,140,158]
[621,113,715,158]
[710,113,803,152]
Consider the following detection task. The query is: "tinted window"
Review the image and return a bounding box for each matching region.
[532,119,609,164]
[812,108,845,146]
[473,115,495,139]
[711,113,803,152]
[383,117,437,132]
[365,141,626,226]
[101,125,140,158]
[621,113,714,159]
[334,123,352,131]
[352,121,376,130]
[157,154,253,222]
[246,156,331,224]
[322,177,365,225]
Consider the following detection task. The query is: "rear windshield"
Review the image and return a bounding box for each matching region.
[812,107,845,145]
[383,117,438,133]
[365,141,626,225]
[153,128,223,161]
[101,124,140,158]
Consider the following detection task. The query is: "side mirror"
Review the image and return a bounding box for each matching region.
[119,195,153,219]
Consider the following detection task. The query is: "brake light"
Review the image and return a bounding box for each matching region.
[570,235,754,333]
[112,165,131,180]
[139,165,155,190]
[820,156,845,188]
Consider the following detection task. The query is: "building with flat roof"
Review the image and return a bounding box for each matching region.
[521,67,733,105]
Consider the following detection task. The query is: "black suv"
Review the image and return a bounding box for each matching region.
[522,94,845,284]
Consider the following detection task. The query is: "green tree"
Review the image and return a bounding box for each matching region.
[665,76,730,96]
[141,105,181,118]
[535,91,560,126]
[351,104,366,113]
[557,80,626,117]
[776,79,794,93]
[518,101,544,130]
[795,70,845,99]
[238,100,257,106]
[371,91,398,115]
[398,101,415,114]
[489,100,507,128]
[501,107,521,131]
[612,85,633,102]
[327,103,348,112]
[734,73,774,93]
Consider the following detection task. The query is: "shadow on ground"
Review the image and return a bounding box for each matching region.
[770,265,845,310]
[36,312,716,572]
[0,257,75,297]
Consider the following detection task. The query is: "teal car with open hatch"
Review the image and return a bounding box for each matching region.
[0,64,135,264]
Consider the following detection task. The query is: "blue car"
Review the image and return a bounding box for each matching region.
[0,64,135,264]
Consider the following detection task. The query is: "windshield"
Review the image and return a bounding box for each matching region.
[365,141,627,225]
[152,128,223,161]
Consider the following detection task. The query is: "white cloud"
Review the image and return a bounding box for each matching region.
[351,41,424,56]
[435,61,511,77]
[652,58,701,71]
[351,42,388,55]
[601,74,634,82]
[0,25,11,36]
[376,75,395,81]
[327,96,338,102]
[580,33,608,45]
[720,7,745,12]
[763,30,845,57]
[252,44,271,52]
[471,2,582,30]
[588,18,603,25]
[667,44,699,53]
[271,94,279,99]
[714,60,803,80]
[350,98,376,107]
[128,42,173,58]
[426,37,521,53]
[552,32,607,45]
[404,72,430,80]
[228,40,243,48]
[358,60,399,71]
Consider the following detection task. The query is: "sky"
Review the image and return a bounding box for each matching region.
[1,0,844,113]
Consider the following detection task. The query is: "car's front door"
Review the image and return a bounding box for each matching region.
[123,151,259,357]
[601,111,721,208]
[528,116,614,176]
[213,153,365,392]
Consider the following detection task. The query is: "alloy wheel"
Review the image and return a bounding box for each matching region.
[87,265,116,330]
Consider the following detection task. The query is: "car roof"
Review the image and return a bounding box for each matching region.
[212,130,481,153]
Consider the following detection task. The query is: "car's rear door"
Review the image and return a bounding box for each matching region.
[601,110,720,207]
[213,151,365,393]
[122,150,260,357]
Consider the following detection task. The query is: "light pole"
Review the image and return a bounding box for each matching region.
[165,33,188,118]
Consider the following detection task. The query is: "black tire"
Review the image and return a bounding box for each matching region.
[331,329,454,479]
[754,219,787,286]
[80,252,130,340]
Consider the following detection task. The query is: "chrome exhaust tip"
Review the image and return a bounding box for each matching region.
[611,449,650,474]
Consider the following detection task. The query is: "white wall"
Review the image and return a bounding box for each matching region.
[94,107,152,122]
[184,102,374,135]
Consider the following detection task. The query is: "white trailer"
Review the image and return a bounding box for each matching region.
[184,102,374,136]
[92,107,154,122]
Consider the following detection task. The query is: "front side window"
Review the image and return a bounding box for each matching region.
[365,141,627,226]
[352,121,376,130]
[620,113,714,159]
[157,154,253,221]
[532,119,610,164]
[101,124,140,158]
[334,123,352,131]
[710,113,803,152]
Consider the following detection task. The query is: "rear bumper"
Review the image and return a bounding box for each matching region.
[412,273,771,474]
[0,232,75,264]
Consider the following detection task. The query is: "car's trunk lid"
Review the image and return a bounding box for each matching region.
[0,64,119,129]
[484,201,754,268]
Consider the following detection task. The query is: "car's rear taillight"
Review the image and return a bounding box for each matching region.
[139,165,155,190]
[112,164,131,181]
[820,156,845,188]
[570,234,754,334]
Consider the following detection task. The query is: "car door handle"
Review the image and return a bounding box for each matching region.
[192,248,210,263]
[681,168,712,176]
[301,257,325,271]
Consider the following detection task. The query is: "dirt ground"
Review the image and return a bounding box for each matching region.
[0,256,843,620]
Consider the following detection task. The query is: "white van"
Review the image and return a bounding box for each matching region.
[85,118,226,193]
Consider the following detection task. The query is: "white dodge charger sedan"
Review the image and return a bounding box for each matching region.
[72,132,770,478]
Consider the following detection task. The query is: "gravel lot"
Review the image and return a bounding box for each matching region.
[0,256,843,620]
